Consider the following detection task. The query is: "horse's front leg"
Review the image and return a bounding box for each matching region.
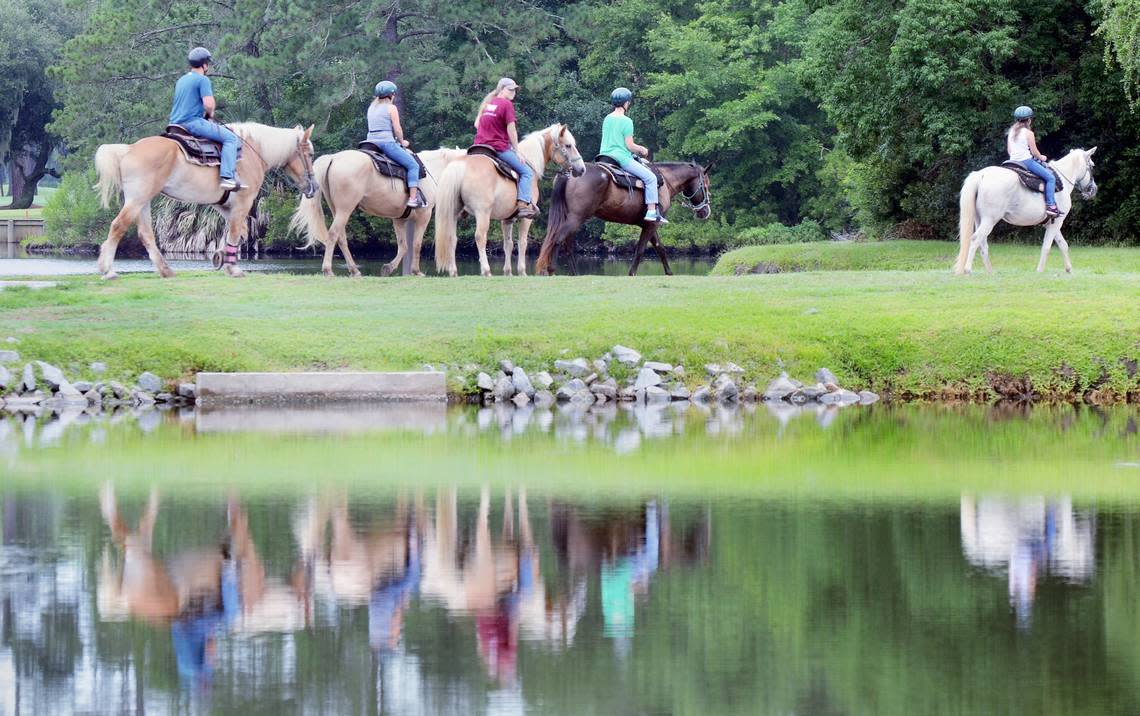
[410,209,430,276]
[501,220,514,276]
[629,224,654,276]
[382,219,406,277]
[1036,226,1055,273]
[1054,228,1073,273]
[517,219,533,276]
[650,232,672,276]
[222,215,246,278]
[475,212,492,277]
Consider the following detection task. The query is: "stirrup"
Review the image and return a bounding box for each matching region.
[1045,205,1064,217]
[644,210,668,224]
[406,190,427,208]
[515,202,539,219]
[219,177,245,191]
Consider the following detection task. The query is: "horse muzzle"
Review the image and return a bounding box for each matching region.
[302,179,318,199]
[571,160,586,177]
[1081,181,1097,200]
[696,206,712,220]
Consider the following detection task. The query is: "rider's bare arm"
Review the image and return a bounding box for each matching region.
[1026,130,1047,162]
[390,105,409,147]
[203,95,216,118]
[625,135,648,157]
[507,122,521,153]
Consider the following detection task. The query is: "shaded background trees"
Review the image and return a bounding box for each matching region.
[30,0,1140,250]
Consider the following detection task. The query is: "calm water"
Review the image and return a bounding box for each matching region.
[0,252,715,278]
[3,403,1140,714]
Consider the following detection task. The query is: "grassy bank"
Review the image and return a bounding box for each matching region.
[712,240,1140,275]
[1,269,1137,400]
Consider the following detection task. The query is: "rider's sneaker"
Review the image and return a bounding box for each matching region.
[406,189,428,208]
[1045,204,1064,218]
[644,210,669,224]
[515,201,540,219]
[219,177,245,191]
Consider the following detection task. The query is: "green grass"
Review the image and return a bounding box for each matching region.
[0,207,43,219]
[0,268,1137,399]
[712,240,1140,275]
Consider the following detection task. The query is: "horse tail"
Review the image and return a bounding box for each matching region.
[94,144,129,209]
[434,160,467,273]
[955,170,983,275]
[289,155,332,250]
[546,173,571,246]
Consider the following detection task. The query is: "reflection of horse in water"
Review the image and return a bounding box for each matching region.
[960,495,1095,626]
[97,484,315,685]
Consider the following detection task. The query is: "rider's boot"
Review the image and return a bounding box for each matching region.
[515,200,540,219]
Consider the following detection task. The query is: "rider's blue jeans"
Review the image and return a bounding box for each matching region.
[619,157,659,205]
[496,149,534,203]
[376,142,420,188]
[181,118,240,180]
[1016,158,1057,206]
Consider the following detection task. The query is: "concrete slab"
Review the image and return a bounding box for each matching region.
[195,403,448,434]
[195,371,447,405]
[0,280,57,290]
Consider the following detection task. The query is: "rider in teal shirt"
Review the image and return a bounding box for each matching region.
[599,88,665,223]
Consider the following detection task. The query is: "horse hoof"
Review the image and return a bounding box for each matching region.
[519,270,527,277]
[102,271,119,281]
[349,269,362,279]
[380,265,394,277]
[159,267,176,279]
[224,266,245,278]
[413,271,425,277]
[322,268,335,278]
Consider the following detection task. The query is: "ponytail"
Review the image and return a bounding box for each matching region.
[474,89,498,129]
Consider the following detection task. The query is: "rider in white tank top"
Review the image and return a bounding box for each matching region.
[1007,126,1031,162]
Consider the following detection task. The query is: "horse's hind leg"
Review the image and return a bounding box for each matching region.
[98,202,142,279]
[650,232,673,276]
[964,218,996,275]
[331,211,361,278]
[979,238,993,274]
[501,220,514,276]
[135,204,174,278]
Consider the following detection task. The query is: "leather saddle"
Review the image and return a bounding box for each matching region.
[162,124,242,168]
[1001,161,1064,194]
[467,144,519,181]
[357,142,428,185]
[594,155,664,192]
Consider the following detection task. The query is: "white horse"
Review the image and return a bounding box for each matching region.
[954,147,1098,275]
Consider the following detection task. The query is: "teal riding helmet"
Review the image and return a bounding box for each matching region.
[1013,106,1035,120]
[611,87,633,106]
[374,81,398,98]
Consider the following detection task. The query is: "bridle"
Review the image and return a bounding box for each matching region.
[550,128,583,172]
[1048,154,1095,198]
[677,164,711,213]
[295,135,316,195]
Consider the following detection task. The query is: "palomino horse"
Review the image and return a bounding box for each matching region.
[97,484,313,633]
[289,147,467,277]
[434,124,586,277]
[954,147,1098,275]
[534,161,712,276]
[94,122,317,279]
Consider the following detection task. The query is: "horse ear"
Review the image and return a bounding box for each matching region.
[304,124,314,141]
[705,160,716,173]
[1087,146,1097,157]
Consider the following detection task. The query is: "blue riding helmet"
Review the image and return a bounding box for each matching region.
[188,47,212,68]
[374,81,398,98]
[611,87,633,106]
[1013,106,1034,120]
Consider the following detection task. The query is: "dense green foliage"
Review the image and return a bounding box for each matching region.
[27,0,1140,250]
[0,270,1136,399]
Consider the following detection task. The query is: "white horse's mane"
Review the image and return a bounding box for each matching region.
[519,123,570,177]
[226,122,304,167]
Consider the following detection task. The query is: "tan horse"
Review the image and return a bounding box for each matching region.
[94,122,317,279]
[434,124,586,277]
[289,147,467,277]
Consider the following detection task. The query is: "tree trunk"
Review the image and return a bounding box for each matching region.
[383,13,407,117]
[5,140,52,210]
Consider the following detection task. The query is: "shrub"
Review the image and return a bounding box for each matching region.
[40,170,118,247]
[731,220,828,247]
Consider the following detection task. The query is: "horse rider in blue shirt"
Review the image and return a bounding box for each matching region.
[170,47,243,191]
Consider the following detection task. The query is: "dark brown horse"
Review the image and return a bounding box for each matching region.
[534,161,711,276]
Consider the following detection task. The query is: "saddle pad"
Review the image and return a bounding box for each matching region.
[162,124,242,168]
[593,155,665,192]
[466,145,519,181]
[356,142,428,183]
[1000,161,1064,194]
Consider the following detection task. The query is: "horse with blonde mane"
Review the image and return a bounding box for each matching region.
[289,147,466,277]
[954,147,1098,275]
[94,122,317,279]
[434,124,586,277]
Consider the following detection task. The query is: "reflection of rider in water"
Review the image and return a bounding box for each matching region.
[370,522,422,653]
[171,554,241,690]
[1009,504,1057,629]
[476,544,535,684]
[601,501,660,642]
